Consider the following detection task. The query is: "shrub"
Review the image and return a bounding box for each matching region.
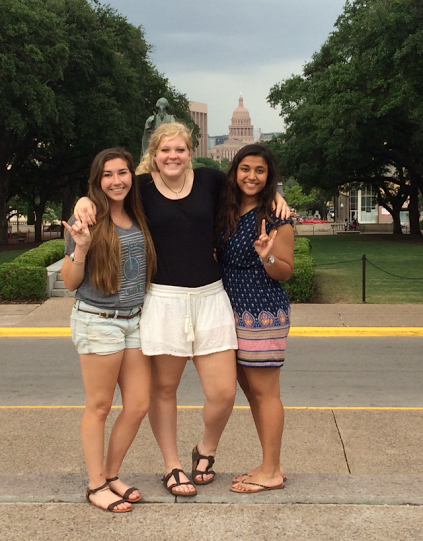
[281,246,315,303]
[293,237,311,255]
[0,239,65,301]
[13,239,65,268]
[0,264,47,300]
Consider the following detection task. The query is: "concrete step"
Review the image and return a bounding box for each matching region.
[51,289,75,297]
[53,281,68,289]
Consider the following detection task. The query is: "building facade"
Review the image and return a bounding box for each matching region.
[210,96,255,162]
[189,101,208,157]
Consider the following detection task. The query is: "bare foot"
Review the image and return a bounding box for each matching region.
[232,466,286,484]
[165,470,196,495]
[88,487,131,511]
[107,478,141,502]
[192,442,215,484]
[231,472,285,493]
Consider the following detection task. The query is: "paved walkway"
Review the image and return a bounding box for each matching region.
[1,299,422,540]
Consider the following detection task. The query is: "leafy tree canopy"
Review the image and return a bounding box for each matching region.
[0,0,196,243]
[268,0,423,234]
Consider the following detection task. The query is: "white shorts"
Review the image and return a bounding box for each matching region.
[140,280,238,358]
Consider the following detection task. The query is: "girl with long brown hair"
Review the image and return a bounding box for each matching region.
[61,147,156,512]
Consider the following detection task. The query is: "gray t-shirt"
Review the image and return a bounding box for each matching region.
[65,220,147,310]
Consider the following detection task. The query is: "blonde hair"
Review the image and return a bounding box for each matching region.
[136,122,193,175]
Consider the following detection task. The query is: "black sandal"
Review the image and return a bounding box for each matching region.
[86,481,131,513]
[106,476,142,502]
[162,468,197,496]
[192,444,216,485]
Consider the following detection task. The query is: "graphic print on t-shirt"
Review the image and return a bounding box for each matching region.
[119,230,146,304]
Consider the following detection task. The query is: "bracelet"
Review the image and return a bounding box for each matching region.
[259,254,275,266]
[70,252,86,265]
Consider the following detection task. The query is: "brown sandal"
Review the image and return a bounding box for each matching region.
[162,468,197,496]
[106,476,142,502]
[86,481,131,513]
[192,444,216,485]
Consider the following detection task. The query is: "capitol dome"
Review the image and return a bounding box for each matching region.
[228,95,254,143]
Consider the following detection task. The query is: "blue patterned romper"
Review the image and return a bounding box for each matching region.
[219,209,292,368]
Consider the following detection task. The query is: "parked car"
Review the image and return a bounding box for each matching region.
[297,216,328,224]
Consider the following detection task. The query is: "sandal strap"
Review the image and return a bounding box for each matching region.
[163,468,184,486]
[107,498,127,511]
[106,476,119,483]
[86,481,108,496]
[122,487,138,500]
[192,451,215,472]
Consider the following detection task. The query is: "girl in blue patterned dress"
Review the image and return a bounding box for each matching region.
[216,144,294,493]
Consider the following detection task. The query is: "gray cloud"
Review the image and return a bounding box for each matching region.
[104,0,346,132]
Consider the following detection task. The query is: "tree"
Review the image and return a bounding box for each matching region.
[192,156,230,171]
[1,0,196,243]
[268,0,423,235]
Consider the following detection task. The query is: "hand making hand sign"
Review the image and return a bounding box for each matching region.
[253,219,278,262]
[62,211,92,249]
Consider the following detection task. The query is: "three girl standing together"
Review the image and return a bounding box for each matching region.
[66,122,294,512]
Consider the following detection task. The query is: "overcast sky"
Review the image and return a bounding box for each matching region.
[104,0,347,135]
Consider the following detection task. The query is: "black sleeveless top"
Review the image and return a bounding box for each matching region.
[138,167,225,287]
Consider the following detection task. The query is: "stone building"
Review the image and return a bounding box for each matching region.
[210,96,255,162]
[189,101,208,157]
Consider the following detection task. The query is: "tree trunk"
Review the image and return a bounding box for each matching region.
[408,180,421,235]
[0,171,11,245]
[391,207,403,234]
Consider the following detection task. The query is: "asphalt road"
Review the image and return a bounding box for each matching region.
[1,336,422,407]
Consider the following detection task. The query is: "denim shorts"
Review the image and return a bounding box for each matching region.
[71,300,142,355]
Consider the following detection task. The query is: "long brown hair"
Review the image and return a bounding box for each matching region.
[136,122,193,174]
[82,148,156,294]
[216,144,279,245]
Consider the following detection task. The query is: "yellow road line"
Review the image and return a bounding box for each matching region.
[290,327,423,337]
[1,326,423,337]
[0,405,422,411]
[0,327,71,337]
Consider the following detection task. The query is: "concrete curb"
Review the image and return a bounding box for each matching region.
[1,473,422,506]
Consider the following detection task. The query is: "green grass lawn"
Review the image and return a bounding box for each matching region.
[0,248,29,265]
[304,235,423,304]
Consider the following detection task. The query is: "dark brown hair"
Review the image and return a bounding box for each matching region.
[216,144,280,245]
[81,147,156,294]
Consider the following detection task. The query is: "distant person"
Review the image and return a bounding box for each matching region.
[344,219,348,231]
[216,144,294,493]
[352,218,358,231]
[61,148,156,513]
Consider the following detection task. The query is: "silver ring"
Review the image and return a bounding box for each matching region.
[82,229,88,236]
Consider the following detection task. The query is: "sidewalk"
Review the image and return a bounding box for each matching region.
[1,296,423,328]
[1,299,423,540]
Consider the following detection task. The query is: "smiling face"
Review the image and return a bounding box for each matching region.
[236,155,269,201]
[100,157,132,204]
[154,135,192,180]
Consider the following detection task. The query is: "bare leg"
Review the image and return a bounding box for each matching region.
[105,348,151,501]
[148,354,196,494]
[232,366,285,492]
[192,349,237,482]
[80,351,131,511]
[233,365,285,482]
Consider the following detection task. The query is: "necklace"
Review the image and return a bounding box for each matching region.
[159,172,186,198]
